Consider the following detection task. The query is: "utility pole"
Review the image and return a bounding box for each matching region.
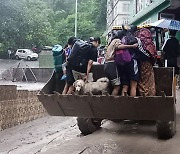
[75,0,78,37]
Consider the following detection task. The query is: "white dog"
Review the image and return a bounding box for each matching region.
[73,77,109,95]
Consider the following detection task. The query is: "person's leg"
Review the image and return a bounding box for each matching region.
[138,61,156,96]
[118,64,129,96]
[66,85,74,94]
[66,66,75,94]
[104,62,120,96]
[121,85,128,96]
[112,85,120,96]
[127,59,139,97]
[62,82,69,95]
[130,80,137,96]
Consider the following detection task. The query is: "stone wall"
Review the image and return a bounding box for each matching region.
[0,85,47,130]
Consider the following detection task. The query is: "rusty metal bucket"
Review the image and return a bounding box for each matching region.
[37,65,176,139]
[37,65,175,120]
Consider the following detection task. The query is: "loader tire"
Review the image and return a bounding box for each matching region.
[156,121,176,139]
[156,106,176,139]
[77,118,102,135]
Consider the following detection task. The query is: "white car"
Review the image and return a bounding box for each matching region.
[15,49,38,61]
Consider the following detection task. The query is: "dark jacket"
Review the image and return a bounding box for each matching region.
[163,37,179,60]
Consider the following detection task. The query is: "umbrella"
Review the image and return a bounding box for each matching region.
[150,19,180,30]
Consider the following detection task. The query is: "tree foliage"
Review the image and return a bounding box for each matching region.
[0,0,107,57]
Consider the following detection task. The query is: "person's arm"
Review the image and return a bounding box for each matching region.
[162,39,169,59]
[84,60,93,82]
[84,47,98,82]
[116,43,138,50]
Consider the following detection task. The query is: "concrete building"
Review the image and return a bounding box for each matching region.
[129,0,180,41]
[129,0,180,26]
[107,0,131,33]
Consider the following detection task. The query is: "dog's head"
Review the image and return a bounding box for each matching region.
[73,79,85,93]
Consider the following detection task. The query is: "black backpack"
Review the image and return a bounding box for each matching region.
[126,31,138,45]
[68,39,92,71]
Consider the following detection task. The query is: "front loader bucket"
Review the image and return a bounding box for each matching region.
[38,92,175,121]
[37,65,176,122]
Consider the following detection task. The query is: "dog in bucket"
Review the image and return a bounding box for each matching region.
[73,77,109,95]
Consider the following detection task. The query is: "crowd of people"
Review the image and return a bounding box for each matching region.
[105,25,157,97]
[52,25,179,96]
[52,36,101,94]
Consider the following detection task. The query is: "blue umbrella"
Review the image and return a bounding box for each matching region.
[151,19,180,30]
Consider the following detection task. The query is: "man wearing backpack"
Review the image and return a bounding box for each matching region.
[66,37,101,94]
[105,30,138,96]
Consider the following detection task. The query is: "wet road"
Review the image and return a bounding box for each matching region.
[0,59,39,69]
[0,59,39,74]
[0,59,44,90]
[0,90,180,154]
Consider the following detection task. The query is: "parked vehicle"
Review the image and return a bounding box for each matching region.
[15,49,38,61]
[38,65,176,139]
[38,25,176,140]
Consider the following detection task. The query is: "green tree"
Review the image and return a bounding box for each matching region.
[0,0,107,57]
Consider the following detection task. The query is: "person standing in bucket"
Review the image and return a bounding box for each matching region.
[65,37,101,94]
[62,36,77,94]
[135,27,157,96]
[105,29,138,96]
[162,30,180,75]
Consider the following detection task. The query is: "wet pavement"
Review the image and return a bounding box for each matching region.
[0,59,39,80]
[0,59,39,69]
[0,117,79,154]
[0,59,45,90]
[0,59,39,75]
[0,90,179,154]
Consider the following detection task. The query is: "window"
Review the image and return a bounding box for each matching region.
[136,0,143,13]
[160,13,175,20]
[123,17,129,25]
[123,4,130,12]
[140,18,151,26]
[145,0,152,7]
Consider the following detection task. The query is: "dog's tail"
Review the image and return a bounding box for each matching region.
[96,77,109,83]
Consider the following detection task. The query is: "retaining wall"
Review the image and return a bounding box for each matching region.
[0,85,47,130]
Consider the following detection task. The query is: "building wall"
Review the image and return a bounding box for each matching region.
[107,0,130,33]
[129,0,170,25]
[0,85,47,130]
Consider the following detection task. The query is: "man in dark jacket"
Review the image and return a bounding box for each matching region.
[163,30,180,74]
[66,37,101,94]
